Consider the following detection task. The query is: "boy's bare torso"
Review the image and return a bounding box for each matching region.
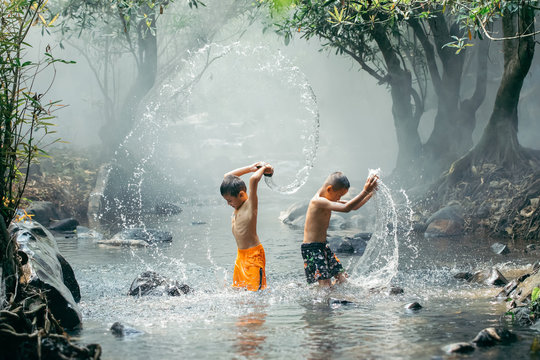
[232,200,261,249]
[303,194,332,244]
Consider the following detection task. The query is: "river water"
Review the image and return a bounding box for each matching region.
[57,193,539,359]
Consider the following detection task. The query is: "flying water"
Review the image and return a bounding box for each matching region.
[350,168,416,290]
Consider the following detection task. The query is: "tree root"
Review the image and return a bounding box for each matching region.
[0,285,101,360]
[418,148,540,240]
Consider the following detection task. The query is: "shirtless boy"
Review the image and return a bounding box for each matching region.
[302,172,378,286]
[220,161,274,291]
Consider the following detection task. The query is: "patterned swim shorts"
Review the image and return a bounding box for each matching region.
[301,242,344,284]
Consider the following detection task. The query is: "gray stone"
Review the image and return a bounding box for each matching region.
[454,272,474,281]
[279,201,309,225]
[290,215,306,229]
[470,268,508,287]
[471,327,517,346]
[98,228,173,247]
[49,218,79,232]
[491,242,510,255]
[351,232,372,240]
[404,302,422,311]
[110,322,144,337]
[497,279,520,299]
[442,342,475,354]
[389,286,404,295]
[154,202,182,215]
[25,201,63,227]
[75,226,103,241]
[327,236,368,255]
[10,221,82,329]
[329,298,354,305]
[128,271,191,297]
[336,239,354,253]
[424,204,464,238]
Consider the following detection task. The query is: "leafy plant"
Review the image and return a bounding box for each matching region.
[0,0,70,226]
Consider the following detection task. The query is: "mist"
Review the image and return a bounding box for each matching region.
[28,0,540,204]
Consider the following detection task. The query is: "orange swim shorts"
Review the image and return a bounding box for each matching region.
[233,243,266,291]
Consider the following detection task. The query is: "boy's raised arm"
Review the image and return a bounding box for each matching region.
[314,174,378,213]
[224,163,259,178]
[248,162,273,204]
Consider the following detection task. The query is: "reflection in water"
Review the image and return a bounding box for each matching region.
[233,304,268,359]
[301,300,341,360]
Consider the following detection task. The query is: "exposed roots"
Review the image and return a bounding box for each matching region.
[0,286,101,360]
[418,147,540,240]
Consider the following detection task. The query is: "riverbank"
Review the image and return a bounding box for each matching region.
[23,150,540,242]
[22,148,100,226]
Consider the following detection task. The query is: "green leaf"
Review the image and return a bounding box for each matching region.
[532,287,540,302]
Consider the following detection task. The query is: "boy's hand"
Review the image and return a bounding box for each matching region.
[363,174,379,193]
[255,162,274,177]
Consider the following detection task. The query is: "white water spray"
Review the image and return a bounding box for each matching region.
[350,169,414,289]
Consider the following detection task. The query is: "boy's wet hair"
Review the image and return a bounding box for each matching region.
[220,175,247,197]
[325,171,350,191]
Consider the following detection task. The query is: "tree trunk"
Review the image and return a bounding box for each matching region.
[448,4,536,184]
[456,36,489,152]
[99,12,159,157]
[371,23,423,185]
[409,9,490,183]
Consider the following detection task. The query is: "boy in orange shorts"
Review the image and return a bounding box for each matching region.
[220,161,274,291]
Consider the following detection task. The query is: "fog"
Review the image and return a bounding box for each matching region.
[27,0,540,204]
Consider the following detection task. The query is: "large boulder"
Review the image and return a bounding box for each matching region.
[327,234,369,255]
[128,271,192,296]
[328,213,347,230]
[279,201,309,227]
[24,201,64,227]
[470,268,508,287]
[49,218,80,233]
[10,221,82,329]
[424,203,464,238]
[97,228,173,247]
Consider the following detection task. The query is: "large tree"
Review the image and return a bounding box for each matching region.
[53,0,204,157]
[264,1,490,186]
[408,5,490,180]
[447,0,538,182]
[268,1,425,186]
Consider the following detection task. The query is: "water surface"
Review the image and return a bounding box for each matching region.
[57,196,539,359]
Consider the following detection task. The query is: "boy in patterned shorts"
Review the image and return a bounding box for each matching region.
[301,172,378,286]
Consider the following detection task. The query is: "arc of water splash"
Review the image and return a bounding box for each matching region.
[351,179,401,289]
[105,41,320,225]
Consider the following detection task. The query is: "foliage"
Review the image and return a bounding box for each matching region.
[0,0,70,226]
[52,0,205,53]
[532,287,540,317]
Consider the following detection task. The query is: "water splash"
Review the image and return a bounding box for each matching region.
[100,41,321,228]
[350,172,414,289]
